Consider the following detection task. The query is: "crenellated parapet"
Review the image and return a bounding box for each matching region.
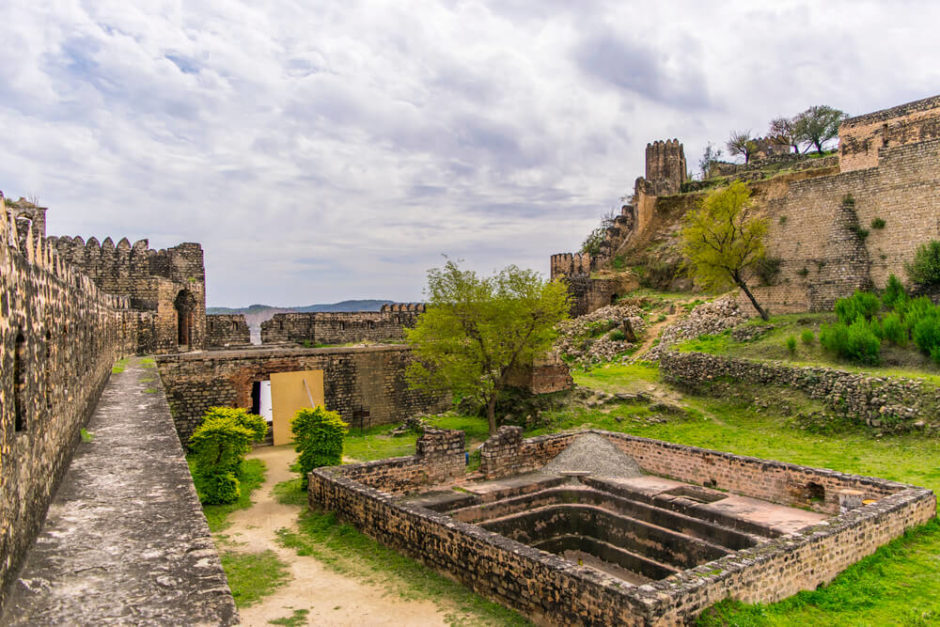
[380,303,427,313]
[644,139,686,196]
[549,252,599,280]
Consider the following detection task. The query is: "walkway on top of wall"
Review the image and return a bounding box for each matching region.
[1,357,237,626]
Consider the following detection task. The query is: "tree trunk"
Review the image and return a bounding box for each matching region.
[486,396,498,436]
[736,278,769,321]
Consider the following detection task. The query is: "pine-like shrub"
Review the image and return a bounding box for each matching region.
[291,406,349,488]
[882,274,907,311]
[881,312,907,346]
[189,407,267,505]
[845,318,881,365]
[834,290,881,324]
[912,314,940,356]
[801,329,815,345]
[906,240,940,287]
[903,297,938,334]
[820,322,849,356]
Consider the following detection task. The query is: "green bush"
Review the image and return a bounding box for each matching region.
[800,329,815,345]
[819,322,849,355]
[905,240,940,286]
[609,329,626,341]
[189,407,267,505]
[834,290,881,324]
[785,336,797,355]
[881,312,907,346]
[870,217,886,229]
[912,314,940,356]
[903,296,938,333]
[881,274,907,311]
[292,406,349,488]
[820,319,881,365]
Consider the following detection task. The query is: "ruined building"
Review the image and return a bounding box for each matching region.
[555,93,940,316]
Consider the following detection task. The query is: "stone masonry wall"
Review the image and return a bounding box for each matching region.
[660,350,940,432]
[261,311,420,345]
[310,427,935,625]
[840,94,940,172]
[206,314,250,348]
[0,196,133,606]
[155,345,448,444]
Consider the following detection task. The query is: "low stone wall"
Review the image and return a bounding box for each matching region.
[479,427,577,480]
[309,428,936,625]
[156,345,448,444]
[206,314,250,348]
[660,350,940,431]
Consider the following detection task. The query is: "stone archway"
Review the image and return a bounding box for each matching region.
[174,289,197,349]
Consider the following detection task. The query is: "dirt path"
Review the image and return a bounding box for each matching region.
[225,446,447,626]
[630,308,684,362]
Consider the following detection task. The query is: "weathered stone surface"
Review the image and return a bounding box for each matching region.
[261,310,421,345]
[207,313,251,348]
[2,358,237,626]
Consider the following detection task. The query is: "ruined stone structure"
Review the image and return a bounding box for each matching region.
[156,345,448,443]
[645,139,686,196]
[310,427,935,625]
[557,94,940,317]
[47,236,207,353]
[0,195,138,607]
[261,309,422,346]
[206,314,251,348]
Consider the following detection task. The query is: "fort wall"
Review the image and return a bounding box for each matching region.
[0,195,134,606]
[840,94,940,172]
[155,345,448,443]
[206,314,251,348]
[261,310,421,345]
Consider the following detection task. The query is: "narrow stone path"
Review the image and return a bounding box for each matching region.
[2,357,236,626]
[228,445,447,626]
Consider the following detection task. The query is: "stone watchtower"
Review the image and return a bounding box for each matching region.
[645,139,686,196]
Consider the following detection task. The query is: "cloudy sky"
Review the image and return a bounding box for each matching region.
[1,1,937,307]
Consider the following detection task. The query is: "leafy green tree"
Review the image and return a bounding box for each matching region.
[905,240,940,287]
[793,105,847,154]
[680,181,770,320]
[405,261,570,435]
[726,130,757,164]
[291,406,349,488]
[580,225,608,255]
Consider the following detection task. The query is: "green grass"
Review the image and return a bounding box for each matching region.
[111,358,128,374]
[219,550,290,608]
[80,428,94,443]
[144,387,159,393]
[139,357,156,368]
[570,361,660,392]
[193,458,267,532]
[273,478,307,506]
[569,367,940,626]
[675,313,940,386]
[276,511,529,625]
[343,423,418,461]
[268,608,309,626]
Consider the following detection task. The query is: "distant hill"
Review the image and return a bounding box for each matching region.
[207,300,394,316]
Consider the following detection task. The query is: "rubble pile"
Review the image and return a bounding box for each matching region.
[646,296,750,360]
[555,304,645,366]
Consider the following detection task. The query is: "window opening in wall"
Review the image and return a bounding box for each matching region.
[174,289,196,348]
[14,332,27,432]
[340,322,345,331]
[806,482,826,502]
[232,321,238,331]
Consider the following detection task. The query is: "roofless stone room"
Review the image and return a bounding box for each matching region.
[2,2,940,625]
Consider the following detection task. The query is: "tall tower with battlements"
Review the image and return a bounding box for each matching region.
[645,139,686,196]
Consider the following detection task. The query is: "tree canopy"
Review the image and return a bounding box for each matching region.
[405,261,570,435]
[768,117,799,153]
[793,105,847,154]
[726,130,756,163]
[680,180,770,320]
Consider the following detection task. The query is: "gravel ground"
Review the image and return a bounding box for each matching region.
[542,433,643,478]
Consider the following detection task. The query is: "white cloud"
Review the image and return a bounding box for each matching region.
[0,0,937,306]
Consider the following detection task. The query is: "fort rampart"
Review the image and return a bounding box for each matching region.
[0,196,136,606]
[261,310,421,345]
[207,314,250,348]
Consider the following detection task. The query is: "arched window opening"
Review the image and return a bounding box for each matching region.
[14,332,27,432]
[232,320,238,331]
[174,290,196,348]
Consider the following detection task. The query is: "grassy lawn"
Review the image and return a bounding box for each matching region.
[191,458,267,532]
[111,357,128,373]
[677,313,940,386]
[219,549,290,608]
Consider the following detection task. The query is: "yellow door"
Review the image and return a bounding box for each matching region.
[270,370,325,445]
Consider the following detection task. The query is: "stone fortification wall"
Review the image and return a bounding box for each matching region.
[840,94,940,172]
[753,137,940,312]
[261,311,420,346]
[206,314,250,348]
[47,235,207,353]
[0,196,134,606]
[645,139,686,196]
[310,427,935,625]
[155,345,448,443]
[660,350,940,432]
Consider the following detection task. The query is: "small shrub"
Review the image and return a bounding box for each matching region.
[834,290,881,325]
[903,296,937,333]
[189,407,267,505]
[845,318,881,365]
[797,267,810,278]
[820,321,849,356]
[905,240,940,287]
[785,336,797,355]
[912,314,940,356]
[881,312,906,346]
[800,329,815,345]
[851,226,869,240]
[195,471,241,505]
[870,217,886,229]
[882,273,907,311]
[778,215,787,225]
[609,329,626,341]
[292,406,349,488]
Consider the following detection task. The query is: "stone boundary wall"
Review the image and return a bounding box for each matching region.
[206,314,250,348]
[0,196,134,606]
[155,345,448,444]
[660,350,940,431]
[309,428,936,625]
[260,311,420,345]
[840,94,940,172]
[479,427,578,479]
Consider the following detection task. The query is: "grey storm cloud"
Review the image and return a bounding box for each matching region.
[0,1,937,306]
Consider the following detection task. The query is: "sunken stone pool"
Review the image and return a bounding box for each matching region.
[309,428,935,625]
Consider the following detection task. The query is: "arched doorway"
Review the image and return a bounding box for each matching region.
[174,289,197,349]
